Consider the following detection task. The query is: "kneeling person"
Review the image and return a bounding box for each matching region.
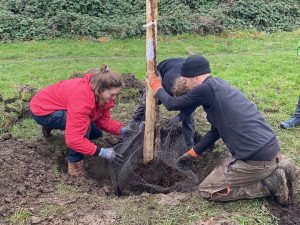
[148,54,297,206]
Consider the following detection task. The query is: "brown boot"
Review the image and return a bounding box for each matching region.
[68,160,86,177]
[263,168,289,207]
[278,155,299,202]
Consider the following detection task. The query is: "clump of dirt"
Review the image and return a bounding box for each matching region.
[70,68,145,90]
[69,70,145,104]
[122,73,145,90]
[118,73,146,103]
[0,85,36,132]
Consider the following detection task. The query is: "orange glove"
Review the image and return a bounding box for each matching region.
[148,74,162,93]
[176,148,198,170]
[186,148,198,158]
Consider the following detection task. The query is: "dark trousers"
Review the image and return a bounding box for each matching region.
[31,110,102,162]
[132,89,195,149]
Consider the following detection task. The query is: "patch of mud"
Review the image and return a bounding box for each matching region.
[28,195,117,225]
[77,209,117,225]
[155,192,189,206]
[70,69,145,90]
[0,139,58,219]
[0,138,113,224]
[268,201,300,225]
[193,213,238,225]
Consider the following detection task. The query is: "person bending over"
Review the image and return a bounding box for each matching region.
[30,65,131,177]
[132,58,195,149]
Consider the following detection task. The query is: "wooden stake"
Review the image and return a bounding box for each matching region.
[144,0,158,163]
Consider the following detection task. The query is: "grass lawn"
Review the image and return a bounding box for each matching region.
[1,30,300,225]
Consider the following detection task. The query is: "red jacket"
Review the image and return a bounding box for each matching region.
[30,73,123,156]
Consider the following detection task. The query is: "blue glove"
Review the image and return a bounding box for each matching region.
[99,148,124,165]
[120,125,134,135]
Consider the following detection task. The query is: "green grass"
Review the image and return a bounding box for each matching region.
[38,204,69,218]
[10,118,40,141]
[9,209,31,225]
[110,194,276,225]
[1,30,300,224]
[54,183,78,197]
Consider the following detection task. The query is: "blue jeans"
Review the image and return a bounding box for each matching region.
[31,110,103,162]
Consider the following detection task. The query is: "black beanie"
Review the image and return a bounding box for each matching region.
[181,54,211,77]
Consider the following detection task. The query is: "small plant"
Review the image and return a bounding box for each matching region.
[9,209,31,225]
[38,204,68,217]
[55,183,77,196]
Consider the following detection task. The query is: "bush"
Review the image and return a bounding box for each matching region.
[0,0,299,41]
[224,0,300,32]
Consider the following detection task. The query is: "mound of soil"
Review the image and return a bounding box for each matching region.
[122,73,145,90]
[0,85,36,132]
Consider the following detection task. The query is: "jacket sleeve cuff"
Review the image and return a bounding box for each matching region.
[93,146,101,156]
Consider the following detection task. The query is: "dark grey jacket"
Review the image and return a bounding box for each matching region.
[157,76,279,161]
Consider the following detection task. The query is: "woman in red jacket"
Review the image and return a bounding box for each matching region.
[30,65,129,176]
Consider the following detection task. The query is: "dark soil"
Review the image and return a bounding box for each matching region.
[122,73,145,90]
[269,201,300,225]
[0,137,115,224]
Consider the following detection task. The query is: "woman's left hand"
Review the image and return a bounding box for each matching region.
[120,125,134,136]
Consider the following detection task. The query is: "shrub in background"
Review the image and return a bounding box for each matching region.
[0,0,299,41]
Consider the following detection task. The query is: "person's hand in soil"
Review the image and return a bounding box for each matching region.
[167,115,181,128]
[98,147,124,165]
[147,74,162,93]
[120,125,134,136]
[177,148,198,171]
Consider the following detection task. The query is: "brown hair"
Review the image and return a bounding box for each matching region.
[90,64,123,103]
[171,77,190,96]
